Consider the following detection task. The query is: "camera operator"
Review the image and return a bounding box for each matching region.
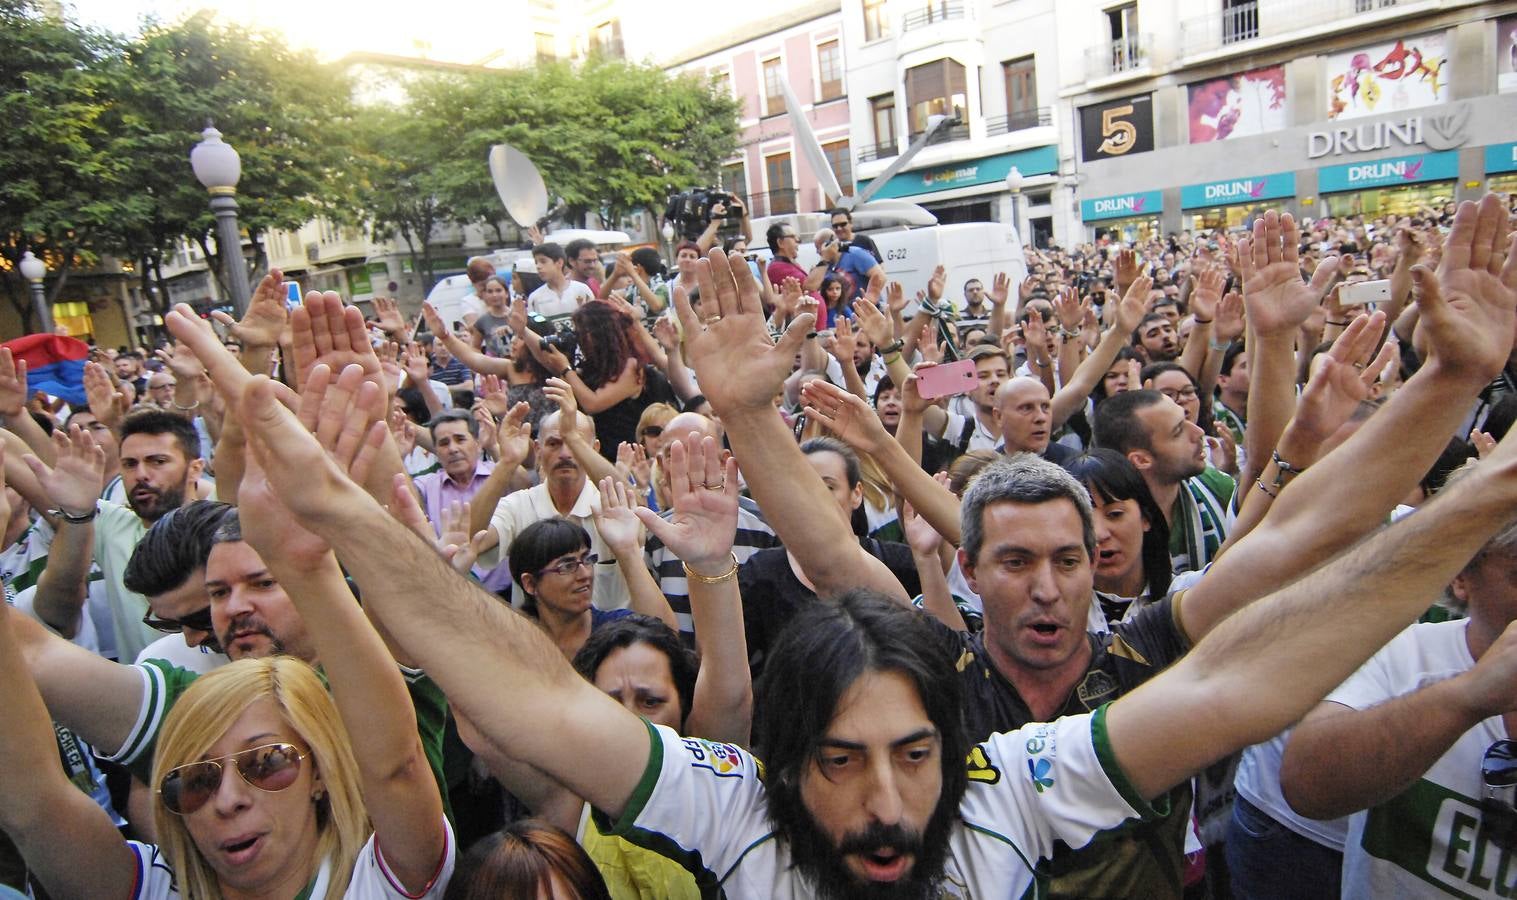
[829,208,881,263]
[811,227,885,301]
[529,300,677,462]
[696,196,750,255]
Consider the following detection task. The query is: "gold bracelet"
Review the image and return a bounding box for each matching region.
[683,552,738,584]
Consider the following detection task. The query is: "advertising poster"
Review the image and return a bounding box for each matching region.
[1327,32,1450,119]
[1079,93,1154,162]
[1187,66,1286,142]
[1499,15,1517,93]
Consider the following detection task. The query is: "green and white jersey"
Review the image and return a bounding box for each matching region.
[126,817,455,899]
[107,658,454,819]
[1331,619,1507,899]
[594,707,1160,898]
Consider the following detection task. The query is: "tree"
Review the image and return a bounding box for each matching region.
[350,105,457,293]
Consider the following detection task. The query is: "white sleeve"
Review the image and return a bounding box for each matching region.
[958,707,1160,863]
[592,722,771,884]
[349,817,457,899]
[1325,633,1402,711]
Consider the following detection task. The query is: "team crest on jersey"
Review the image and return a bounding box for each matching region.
[683,737,745,778]
[966,745,1000,784]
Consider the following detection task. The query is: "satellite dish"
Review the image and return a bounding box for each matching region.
[488,144,549,227]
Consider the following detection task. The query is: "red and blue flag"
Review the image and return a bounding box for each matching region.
[1,334,89,406]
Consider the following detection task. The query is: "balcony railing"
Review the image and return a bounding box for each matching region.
[986,107,1053,136]
[1085,33,1153,80]
[907,123,971,146]
[903,0,966,31]
[1180,0,1401,59]
[744,189,798,218]
[857,141,900,163]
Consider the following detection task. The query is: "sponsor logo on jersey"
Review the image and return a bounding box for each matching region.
[683,737,745,778]
[1024,724,1057,793]
[966,745,1001,784]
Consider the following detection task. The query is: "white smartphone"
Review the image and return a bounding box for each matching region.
[1340,279,1390,307]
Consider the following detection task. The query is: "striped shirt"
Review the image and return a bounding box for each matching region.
[644,497,779,637]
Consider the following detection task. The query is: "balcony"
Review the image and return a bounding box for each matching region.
[857,141,900,163]
[1085,33,1154,81]
[907,123,971,146]
[745,189,799,218]
[1179,0,1407,61]
[903,0,965,31]
[986,107,1053,136]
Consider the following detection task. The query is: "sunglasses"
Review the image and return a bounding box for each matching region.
[143,605,215,635]
[538,552,598,578]
[1482,741,1517,852]
[640,426,663,438]
[159,743,307,816]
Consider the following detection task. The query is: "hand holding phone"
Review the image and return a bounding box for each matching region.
[915,358,977,400]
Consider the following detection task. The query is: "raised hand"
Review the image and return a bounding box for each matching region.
[1417,194,1517,383]
[592,475,645,558]
[478,374,511,417]
[900,500,943,557]
[1053,286,1082,332]
[494,400,533,469]
[1214,290,1245,344]
[471,401,499,459]
[153,341,205,383]
[82,362,129,428]
[823,316,859,364]
[543,375,578,419]
[632,433,738,573]
[1189,262,1226,324]
[1238,210,1338,338]
[1022,310,1049,359]
[236,449,333,574]
[372,296,408,339]
[1115,248,1140,296]
[166,302,257,416]
[884,281,908,315]
[902,363,933,415]
[990,272,1011,308]
[672,249,813,414]
[0,348,27,418]
[778,276,803,318]
[1113,276,1152,335]
[652,315,680,354]
[211,269,290,350]
[1292,311,1397,443]
[389,409,417,458]
[1472,428,1498,459]
[800,378,890,457]
[401,342,431,388]
[288,292,385,394]
[22,425,105,515]
[851,297,895,349]
[420,302,447,338]
[926,265,946,303]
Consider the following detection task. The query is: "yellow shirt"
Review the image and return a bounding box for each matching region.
[577,802,701,900]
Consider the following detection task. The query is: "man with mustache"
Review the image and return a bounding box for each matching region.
[472,406,632,611]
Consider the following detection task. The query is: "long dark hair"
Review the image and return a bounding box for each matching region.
[572,614,698,730]
[506,518,591,618]
[572,301,649,390]
[756,591,965,894]
[1064,449,1172,601]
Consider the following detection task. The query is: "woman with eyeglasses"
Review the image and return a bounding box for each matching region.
[507,517,636,660]
[0,484,453,898]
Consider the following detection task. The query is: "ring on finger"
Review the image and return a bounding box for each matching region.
[702,480,726,491]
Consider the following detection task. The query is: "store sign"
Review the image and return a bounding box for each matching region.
[856,145,1057,200]
[1081,190,1163,222]
[1317,150,1459,192]
[1079,94,1155,162]
[1307,106,1469,159]
[1485,142,1517,175]
[1180,172,1296,208]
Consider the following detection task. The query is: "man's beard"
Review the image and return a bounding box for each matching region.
[781,800,957,899]
[127,484,186,522]
[217,616,288,660]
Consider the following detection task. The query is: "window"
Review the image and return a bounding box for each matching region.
[765,153,796,215]
[870,93,897,155]
[822,140,854,199]
[1106,4,1140,71]
[1003,57,1036,116]
[721,162,746,202]
[589,19,623,57]
[1221,0,1259,44]
[535,32,556,62]
[863,0,890,41]
[817,40,843,100]
[904,59,966,135]
[710,69,731,96]
[762,57,784,117]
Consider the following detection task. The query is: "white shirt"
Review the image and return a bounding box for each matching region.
[528,280,596,319]
[480,479,631,611]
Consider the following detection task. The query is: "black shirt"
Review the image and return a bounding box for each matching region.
[845,233,882,263]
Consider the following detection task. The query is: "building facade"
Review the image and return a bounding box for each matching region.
[1059,0,1517,245]
[666,2,851,221]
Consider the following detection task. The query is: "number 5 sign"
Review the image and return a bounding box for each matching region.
[1080,93,1155,162]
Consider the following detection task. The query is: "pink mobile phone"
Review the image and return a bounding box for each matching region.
[916,358,977,400]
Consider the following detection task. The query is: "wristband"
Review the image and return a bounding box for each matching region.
[1254,478,1278,499]
[51,506,97,524]
[172,399,200,411]
[1269,450,1305,491]
[556,368,572,379]
[1192,317,1213,324]
[879,338,905,355]
[1325,319,1349,327]
[683,552,738,583]
[1208,337,1231,352]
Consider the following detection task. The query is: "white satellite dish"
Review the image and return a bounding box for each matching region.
[488,144,549,227]
[780,77,942,229]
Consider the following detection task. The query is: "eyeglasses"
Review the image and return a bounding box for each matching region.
[158,743,307,816]
[537,552,598,577]
[143,605,216,635]
[1160,387,1199,402]
[1483,741,1517,851]
[640,426,663,438]
[832,221,851,230]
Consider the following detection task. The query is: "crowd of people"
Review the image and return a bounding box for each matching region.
[0,190,1515,900]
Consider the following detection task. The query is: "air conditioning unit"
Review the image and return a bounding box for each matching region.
[306,243,320,262]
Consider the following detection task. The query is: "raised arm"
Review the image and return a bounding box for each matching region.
[1179,196,1517,642]
[679,248,908,602]
[1049,278,1148,432]
[421,303,512,377]
[1107,422,1517,801]
[544,378,619,486]
[209,269,291,378]
[1177,263,1224,382]
[237,374,651,821]
[466,401,533,547]
[0,348,54,468]
[634,435,752,745]
[22,428,106,638]
[593,476,678,632]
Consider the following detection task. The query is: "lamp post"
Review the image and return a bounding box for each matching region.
[190,125,251,318]
[660,220,676,262]
[18,251,52,334]
[1005,166,1025,239]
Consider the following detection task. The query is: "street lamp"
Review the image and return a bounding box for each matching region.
[190,125,251,317]
[1005,166,1025,237]
[18,251,52,334]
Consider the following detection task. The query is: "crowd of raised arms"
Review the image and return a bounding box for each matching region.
[1,193,1516,900]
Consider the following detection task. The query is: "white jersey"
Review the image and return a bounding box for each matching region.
[1330,619,1504,899]
[528,280,595,319]
[126,817,455,899]
[594,711,1156,898]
